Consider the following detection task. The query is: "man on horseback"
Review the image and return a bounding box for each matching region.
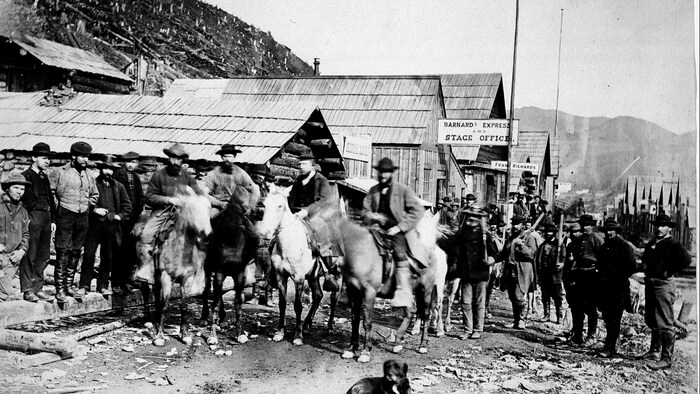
[287,153,338,292]
[362,157,428,308]
[204,144,260,219]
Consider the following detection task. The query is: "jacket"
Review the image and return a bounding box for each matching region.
[568,231,604,283]
[50,162,99,213]
[145,167,203,211]
[0,194,29,256]
[288,171,331,216]
[205,164,260,210]
[21,167,56,216]
[92,177,133,223]
[536,237,566,284]
[642,236,692,280]
[455,226,498,281]
[595,234,637,294]
[363,181,429,266]
[114,167,144,219]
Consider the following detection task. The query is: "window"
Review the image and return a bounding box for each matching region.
[423,169,432,201]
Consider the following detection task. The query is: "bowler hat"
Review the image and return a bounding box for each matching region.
[163,143,189,159]
[442,197,452,203]
[578,214,597,227]
[30,143,54,156]
[373,157,398,172]
[216,144,243,156]
[70,141,92,156]
[1,173,31,189]
[249,164,269,176]
[96,157,120,170]
[650,214,677,228]
[121,151,141,161]
[465,194,477,201]
[599,218,623,232]
[299,153,316,161]
[511,215,527,225]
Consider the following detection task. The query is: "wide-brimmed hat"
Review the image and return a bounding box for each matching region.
[578,214,597,226]
[650,214,677,228]
[373,157,398,172]
[465,194,477,202]
[599,218,623,232]
[216,144,242,156]
[121,151,141,161]
[299,153,316,161]
[1,173,31,189]
[568,222,581,232]
[30,143,54,156]
[511,215,527,225]
[96,157,121,170]
[70,141,92,156]
[249,164,269,177]
[442,196,452,203]
[544,223,557,232]
[163,143,189,159]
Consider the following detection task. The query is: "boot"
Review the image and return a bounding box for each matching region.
[377,257,395,298]
[65,251,83,300]
[322,257,339,292]
[54,251,68,303]
[391,260,413,308]
[506,303,525,329]
[555,307,563,325]
[542,300,551,322]
[638,330,661,360]
[648,331,674,370]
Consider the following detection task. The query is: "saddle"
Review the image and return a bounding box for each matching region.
[369,228,396,296]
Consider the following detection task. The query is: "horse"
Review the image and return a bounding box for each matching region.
[256,187,330,346]
[336,209,445,363]
[135,187,212,347]
[200,186,260,345]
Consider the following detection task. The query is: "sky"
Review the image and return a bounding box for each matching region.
[207,0,697,134]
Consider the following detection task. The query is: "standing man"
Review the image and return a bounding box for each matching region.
[512,193,529,220]
[363,157,428,307]
[498,215,538,329]
[20,143,56,302]
[113,151,144,293]
[205,144,260,219]
[78,158,132,296]
[453,194,477,231]
[0,174,30,302]
[638,214,692,369]
[595,218,637,357]
[455,208,498,339]
[535,223,566,324]
[50,141,99,303]
[485,217,505,318]
[288,153,337,291]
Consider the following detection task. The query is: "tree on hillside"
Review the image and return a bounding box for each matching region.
[0,0,45,37]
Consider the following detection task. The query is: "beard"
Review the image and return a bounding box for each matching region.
[166,162,181,175]
[73,160,86,171]
[100,173,114,182]
[221,162,233,174]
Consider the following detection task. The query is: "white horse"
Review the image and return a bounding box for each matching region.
[256,187,327,346]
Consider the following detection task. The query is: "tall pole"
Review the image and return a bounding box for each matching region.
[553,9,564,139]
[505,0,520,202]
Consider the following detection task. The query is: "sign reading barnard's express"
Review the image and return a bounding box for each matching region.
[437,119,519,146]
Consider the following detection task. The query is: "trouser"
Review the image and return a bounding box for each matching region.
[506,261,534,322]
[0,263,19,300]
[601,302,624,350]
[114,218,139,287]
[541,280,564,316]
[20,210,52,293]
[54,207,89,289]
[461,279,487,333]
[571,302,598,341]
[485,264,500,311]
[645,278,677,362]
[79,220,119,291]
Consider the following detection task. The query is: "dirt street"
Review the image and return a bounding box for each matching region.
[0,287,696,393]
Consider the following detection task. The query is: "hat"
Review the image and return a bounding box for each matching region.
[568,222,581,232]
[442,197,452,203]
[465,194,477,202]
[299,153,316,161]
[650,214,677,228]
[578,214,597,227]
[121,151,141,161]
[70,141,92,156]
[540,200,549,206]
[533,195,541,200]
[163,143,189,159]
[249,164,269,177]
[544,223,557,232]
[599,218,624,232]
[274,176,294,187]
[1,173,31,189]
[96,157,120,170]
[264,173,276,183]
[465,207,486,218]
[511,215,527,225]
[373,157,398,172]
[451,201,460,207]
[216,144,242,156]
[30,143,54,156]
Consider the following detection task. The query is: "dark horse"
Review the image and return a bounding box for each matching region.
[200,188,260,345]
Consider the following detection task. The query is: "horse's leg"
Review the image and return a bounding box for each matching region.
[153,270,172,347]
[434,284,446,338]
[302,276,324,332]
[393,302,416,354]
[417,284,433,354]
[207,271,224,345]
[272,271,287,342]
[357,289,376,363]
[292,279,305,346]
[140,283,153,327]
[327,287,339,331]
[179,281,192,345]
[444,278,461,332]
[199,270,211,326]
[341,286,362,359]
[233,269,248,343]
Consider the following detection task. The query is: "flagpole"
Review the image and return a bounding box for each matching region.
[505,0,520,204]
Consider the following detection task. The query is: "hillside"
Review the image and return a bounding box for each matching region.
[1,0,313,94]
[516,106,697,198]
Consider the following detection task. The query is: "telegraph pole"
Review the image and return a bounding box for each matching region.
[505,0,520,199]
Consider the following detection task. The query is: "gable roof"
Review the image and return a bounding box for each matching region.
[508,130,551,192]
[166,76,442,145]
[5,35,132,83]
[0,92,336,165]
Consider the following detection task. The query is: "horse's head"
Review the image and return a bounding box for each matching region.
[176,187,213,241]
[256,186,292,240]
[416,210,453,249]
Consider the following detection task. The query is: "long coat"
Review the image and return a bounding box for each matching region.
[362,181,429,266]
[114,167,144,221]
[595,234,637,308]
[288,171,331,216]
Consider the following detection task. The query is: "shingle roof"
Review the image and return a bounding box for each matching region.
[625,176,688,211]
[166,76,442,145]
[508,130,551,192]
[6,35,132,83]
[0,92,330,164]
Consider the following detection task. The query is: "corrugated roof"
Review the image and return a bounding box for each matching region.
[508,130,551,192]
[0,92,327,164]
[167,76,442,145]
[6,35,132,83]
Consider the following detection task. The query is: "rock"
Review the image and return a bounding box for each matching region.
[621,327,637,337]
[154,377,171,386]
[224,350,233,356]
[124,373,145,380]
[521,380,555,392]
[135,358,148,364]
[214,350,225,356]
[41,369,67,381]
[536,369,553,378]
[87,337,106,345]
[501,378,521,390]
[165,348,177,356]
[122,346,135,352]
[209,345,218,350]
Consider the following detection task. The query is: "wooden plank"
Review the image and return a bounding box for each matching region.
[0,329,78,356]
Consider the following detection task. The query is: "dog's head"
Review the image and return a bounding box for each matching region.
[383,360,409,394]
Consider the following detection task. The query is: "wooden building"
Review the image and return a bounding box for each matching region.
[0,35,133,94]
[507,130,558,204]
[0,91,344,181]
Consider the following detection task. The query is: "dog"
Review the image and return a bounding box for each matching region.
[346,359,410,394]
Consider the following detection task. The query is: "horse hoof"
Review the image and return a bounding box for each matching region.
[237,335,249,344]
[272,333,284,342]
[144,322,154,330]
[341,351,355,359]
[207,336,218,345]
[357,354,370,363]
[444,325,452,333]
[410,329,419,336]
[436,331,445,338]
[392,345,403,354]
[418,347,428,354]
[153,338,166,347]
[182,336,193,346]
[293,338,303,346]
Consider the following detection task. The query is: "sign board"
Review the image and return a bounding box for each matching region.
[437,119,519,146]
[490,161,539,173]
[557,182,572,193]
[342,135,372,162]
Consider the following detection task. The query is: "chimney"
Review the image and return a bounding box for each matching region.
[313,58,320,76]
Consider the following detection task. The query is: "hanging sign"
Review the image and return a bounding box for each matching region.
[342,135,372,162]
[437,119,519,146]
[491,161,539,172]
